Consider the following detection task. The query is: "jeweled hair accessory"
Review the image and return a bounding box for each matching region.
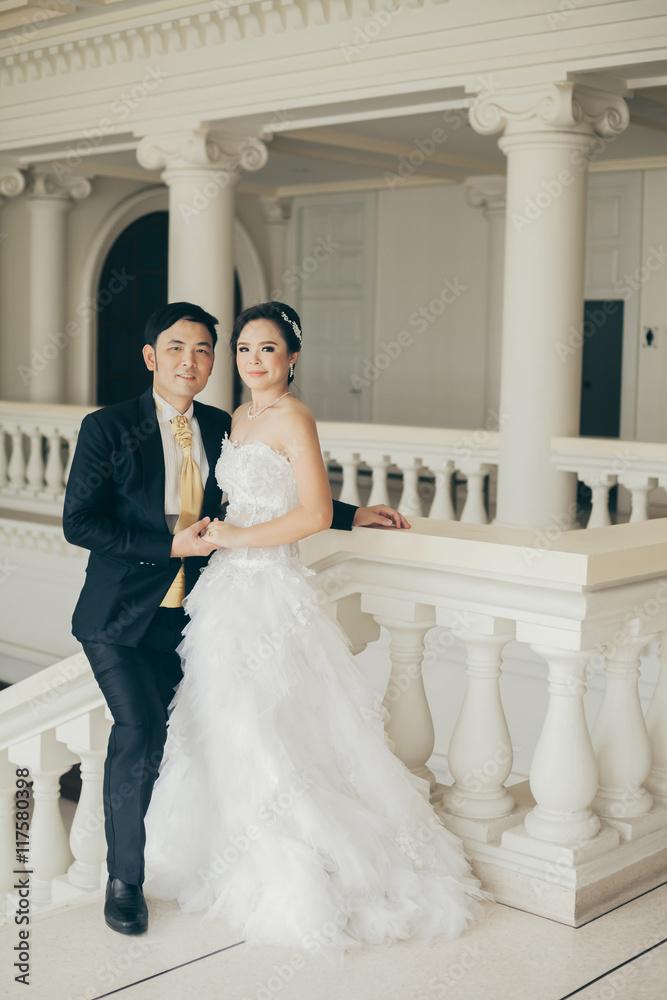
[280,310,302,344]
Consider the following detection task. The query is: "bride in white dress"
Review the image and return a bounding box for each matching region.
[143,301,490,965]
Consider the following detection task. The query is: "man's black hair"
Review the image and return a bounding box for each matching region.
[144,302,219,350]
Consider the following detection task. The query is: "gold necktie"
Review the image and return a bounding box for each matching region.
[155,400,204,607]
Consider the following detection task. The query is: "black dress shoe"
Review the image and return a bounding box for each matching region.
[104,877,148,934]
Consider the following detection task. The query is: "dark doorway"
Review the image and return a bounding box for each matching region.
[578,299,624,513]
[96,211,168,405]
[579,300,624,438]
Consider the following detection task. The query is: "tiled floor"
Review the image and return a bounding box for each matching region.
[2,881,665,999]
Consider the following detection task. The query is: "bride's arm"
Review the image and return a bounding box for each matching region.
[204,410,333,549]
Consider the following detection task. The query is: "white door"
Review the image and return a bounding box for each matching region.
[295,193,375,422]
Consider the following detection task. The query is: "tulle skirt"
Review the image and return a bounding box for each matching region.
[143,547,489,966]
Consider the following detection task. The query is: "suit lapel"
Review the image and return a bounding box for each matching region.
[138,387,169,530]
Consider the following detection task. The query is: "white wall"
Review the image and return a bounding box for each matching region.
[371,182,489,429]
[636,168,667,443]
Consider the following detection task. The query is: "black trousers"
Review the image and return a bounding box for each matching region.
[81,606,186,885]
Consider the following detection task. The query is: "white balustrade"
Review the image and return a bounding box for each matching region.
[524,646,600,844]
[552,436,667,526]
[645,631,667,805]
[592,631,656,831]
[8,730,78,904]
[0,403,94,515]
[361,596,437,793]
[440,617,518,838]
[55,707,111,891]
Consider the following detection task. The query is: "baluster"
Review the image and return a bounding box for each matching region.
[581,472,616,528]
[24,427,45,494]
[524,646,600,843]
[618,474,658,523]
[63,429,78,485]
[426,460,456,520]
[44,428,65,495]
[0,424,7,489]
[442,623,518,837]
[458,462,491,524]
[592,631,656,831]
[337,451,362,506]
[55,708,111,891]
[646,631,667,804]
[361,596,437,794]
[8,731,78,905]
[6,426,25,493]
[398,457,423,517]
[0,750,20,893]
[366,454,391,507]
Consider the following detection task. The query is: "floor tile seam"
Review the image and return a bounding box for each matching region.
[557,937,667,1000]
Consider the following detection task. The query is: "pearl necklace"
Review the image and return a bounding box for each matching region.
[247,390,291,420]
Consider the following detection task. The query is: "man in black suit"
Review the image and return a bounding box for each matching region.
[63,301,408,935]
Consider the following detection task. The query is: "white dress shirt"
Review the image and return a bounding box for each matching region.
[152,388,209,532]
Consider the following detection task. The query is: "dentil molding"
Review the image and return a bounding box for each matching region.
[136,128,269,178]
[0,0,434,87]
[469,81,630,141]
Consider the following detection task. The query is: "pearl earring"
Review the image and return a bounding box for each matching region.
[289,362,295,378]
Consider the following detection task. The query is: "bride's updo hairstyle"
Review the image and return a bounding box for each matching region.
[230,301,302,384]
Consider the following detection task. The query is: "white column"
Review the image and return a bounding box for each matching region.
[137,129,268,410]
[618,473,657,522]
[592,632,656,829]
[361,596,437,794]
[469,82,629,530]
[525,645,600,843]
[646,631,667,804]
[464,176,506,419]
[260,195,293,299]
[26,169,92,405]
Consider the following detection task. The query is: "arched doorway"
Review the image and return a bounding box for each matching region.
[96,212,244,405]
[96,211,169,405]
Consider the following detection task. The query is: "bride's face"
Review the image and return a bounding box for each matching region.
[236,318,298,393]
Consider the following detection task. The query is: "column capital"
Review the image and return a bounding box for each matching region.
[259,194,293,225]
[27,167,92,203]
[0,166,26,201]
[136,128,268,178]
[464,175,506,215]
[469,81,629,144]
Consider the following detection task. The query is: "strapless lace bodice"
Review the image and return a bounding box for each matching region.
[216,433,300,525]
[202,434,304,584]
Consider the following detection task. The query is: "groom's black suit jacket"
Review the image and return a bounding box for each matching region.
[63,386,357,647]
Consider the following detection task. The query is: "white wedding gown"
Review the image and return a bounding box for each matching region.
[143,434,489,965]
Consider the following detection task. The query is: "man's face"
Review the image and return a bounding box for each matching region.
[142,318,214,409]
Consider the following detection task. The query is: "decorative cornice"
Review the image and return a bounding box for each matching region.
[0,0,431,87]
[0,167,26,199]
[136,128,268,178]
[27,168,92,202]
[464,175,506,214]
[469,82,630,141]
